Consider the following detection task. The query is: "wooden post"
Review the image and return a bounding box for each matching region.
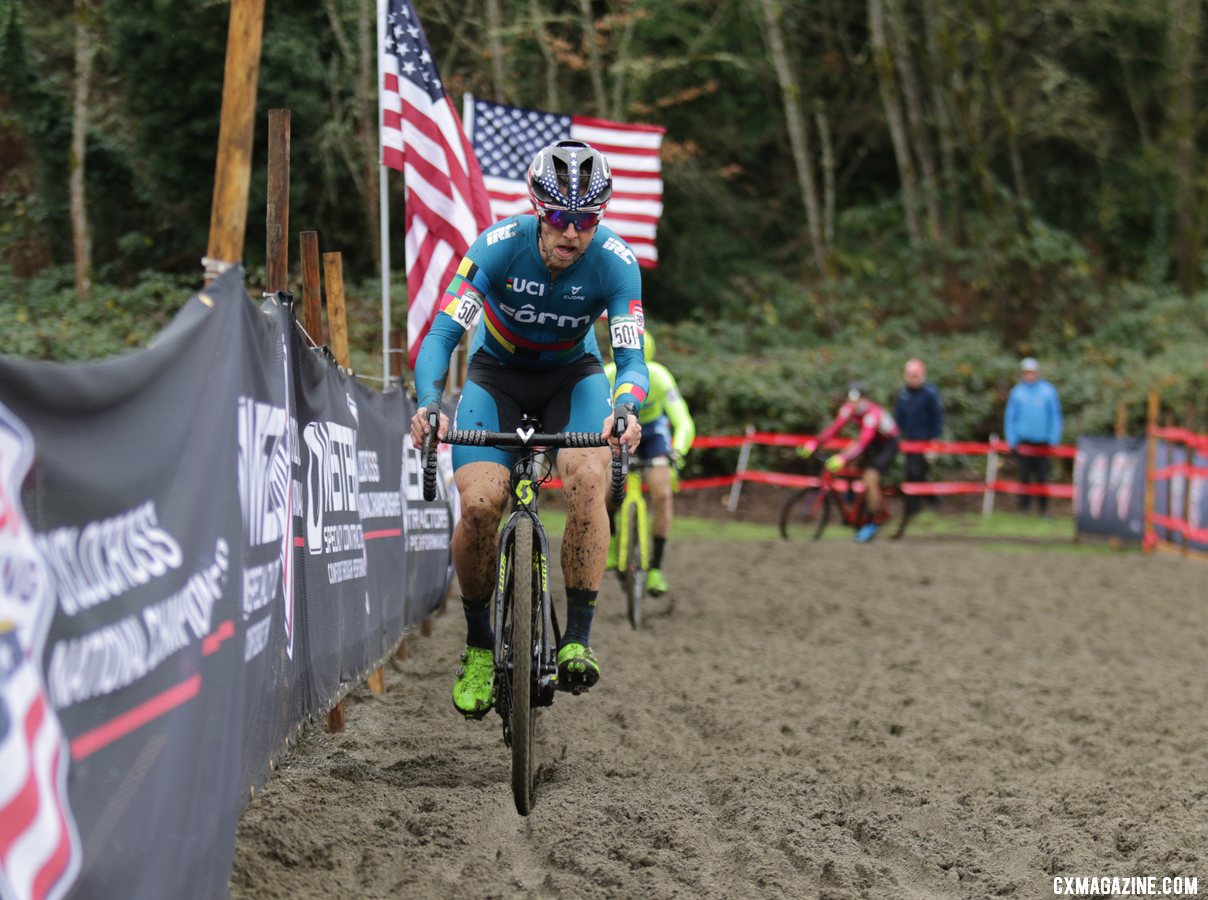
[1143,389,1159,553]
[323,253,350,369]
[396,637,409,660]
[420,616,434,637]
[204,0,266,284]
[265,109,291,294]
[299,231,324,345]
[1115,400,1127,438]
[326,702,345,733]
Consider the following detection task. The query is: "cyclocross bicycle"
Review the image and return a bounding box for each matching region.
[778,452,909,541]
[422,406,626,815]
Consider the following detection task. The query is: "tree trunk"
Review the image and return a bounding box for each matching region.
[754,0,827,274]
[608,1,638,120]
[485,0,509,102]
[983,0,1028,231]
[70,0,96,298]
[529,0,559,110]
[325,0,380,270]
[885,0,942,241]
[1168,0,1202,296]
[577,0,607,115]
[869,0,922,245]
[815,108,835,247]
[920,0,963,243]
[358,0,379,270]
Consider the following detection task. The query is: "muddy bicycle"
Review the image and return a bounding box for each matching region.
[422,406,626,815]
[778,452,910,541]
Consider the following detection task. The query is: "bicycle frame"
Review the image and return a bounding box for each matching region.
[615,461,653,573]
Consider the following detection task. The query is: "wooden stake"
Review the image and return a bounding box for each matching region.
[326,704,345,733]
[1115,400,1127,438]
[396,637,409,660]
[205,0,266,283]
[323,252,350,368]
[265,109,291,294]
[367,668,386,693]
[299,231,324,344]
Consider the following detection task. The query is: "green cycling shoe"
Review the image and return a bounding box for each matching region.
[556,642,601,694]
[452,646,495,719]
[647,568,668,596]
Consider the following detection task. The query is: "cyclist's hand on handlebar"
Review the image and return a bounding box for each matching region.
[671,450,686,471]
[825,454,845,473]
[796,439,818,459]
[602,405,641,454]
[410,403,449,449]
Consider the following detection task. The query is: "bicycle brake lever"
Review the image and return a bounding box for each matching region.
[610,409,630,507]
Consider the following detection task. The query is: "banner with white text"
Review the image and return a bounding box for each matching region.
[0,268,451,900]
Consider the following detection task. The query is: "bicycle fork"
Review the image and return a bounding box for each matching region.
[615,472,651,571]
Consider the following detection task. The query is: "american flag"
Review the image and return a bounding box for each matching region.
[465,97,666,267]
[379,0,493,367]
[0,407,80,900]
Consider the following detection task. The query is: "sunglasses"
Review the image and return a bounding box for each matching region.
[542,209,601,231]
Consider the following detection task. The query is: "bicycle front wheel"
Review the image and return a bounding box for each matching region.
[778,487,829,540]
[509,517,537,815]
[623,503,644,628]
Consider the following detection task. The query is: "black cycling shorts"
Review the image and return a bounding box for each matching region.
[451,352,611,469]
[859,437,899,474]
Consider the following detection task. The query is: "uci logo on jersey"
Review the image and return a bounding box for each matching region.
[506,276,546,297]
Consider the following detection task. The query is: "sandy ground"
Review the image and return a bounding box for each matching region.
[231,532,1208,899]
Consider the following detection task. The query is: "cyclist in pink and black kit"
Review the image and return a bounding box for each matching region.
[799,382,900,542]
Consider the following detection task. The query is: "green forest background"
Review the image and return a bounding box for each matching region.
[1,0,1206,466]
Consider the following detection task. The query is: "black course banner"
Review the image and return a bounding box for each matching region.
[1073,436,1147,543]
[0,269,451,900]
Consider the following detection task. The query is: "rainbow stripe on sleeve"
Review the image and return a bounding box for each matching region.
[613,382,648,405]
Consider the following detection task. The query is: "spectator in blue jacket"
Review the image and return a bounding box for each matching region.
[894,358,944,517]
[1004,357,1063,514]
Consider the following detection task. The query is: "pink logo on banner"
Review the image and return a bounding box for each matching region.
[0,404,82,900]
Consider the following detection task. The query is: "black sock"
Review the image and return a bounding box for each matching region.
[652,537,667,569]
[462,595,493,649]
[562,587,598,647]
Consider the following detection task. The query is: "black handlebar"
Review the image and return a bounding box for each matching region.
[421,403,440,502]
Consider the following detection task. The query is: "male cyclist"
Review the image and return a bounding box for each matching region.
[799,382,900,542]
[603,330,696,595]
[410,140,648,718]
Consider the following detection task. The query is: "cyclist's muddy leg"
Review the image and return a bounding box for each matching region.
[453,462,510,598]
[557,446,611,589]
[863,468,884,516]
[646,462,673,539]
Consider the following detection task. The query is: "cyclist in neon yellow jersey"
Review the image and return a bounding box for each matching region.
[603,330,696,595]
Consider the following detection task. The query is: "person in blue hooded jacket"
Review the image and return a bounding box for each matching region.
[1004,357,1063,514]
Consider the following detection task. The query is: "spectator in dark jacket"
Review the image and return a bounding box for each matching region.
[894,358,944,517]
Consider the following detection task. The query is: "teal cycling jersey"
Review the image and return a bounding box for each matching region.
[414,214,650,412]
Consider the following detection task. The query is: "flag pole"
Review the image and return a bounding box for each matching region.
[377,0,392,388]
